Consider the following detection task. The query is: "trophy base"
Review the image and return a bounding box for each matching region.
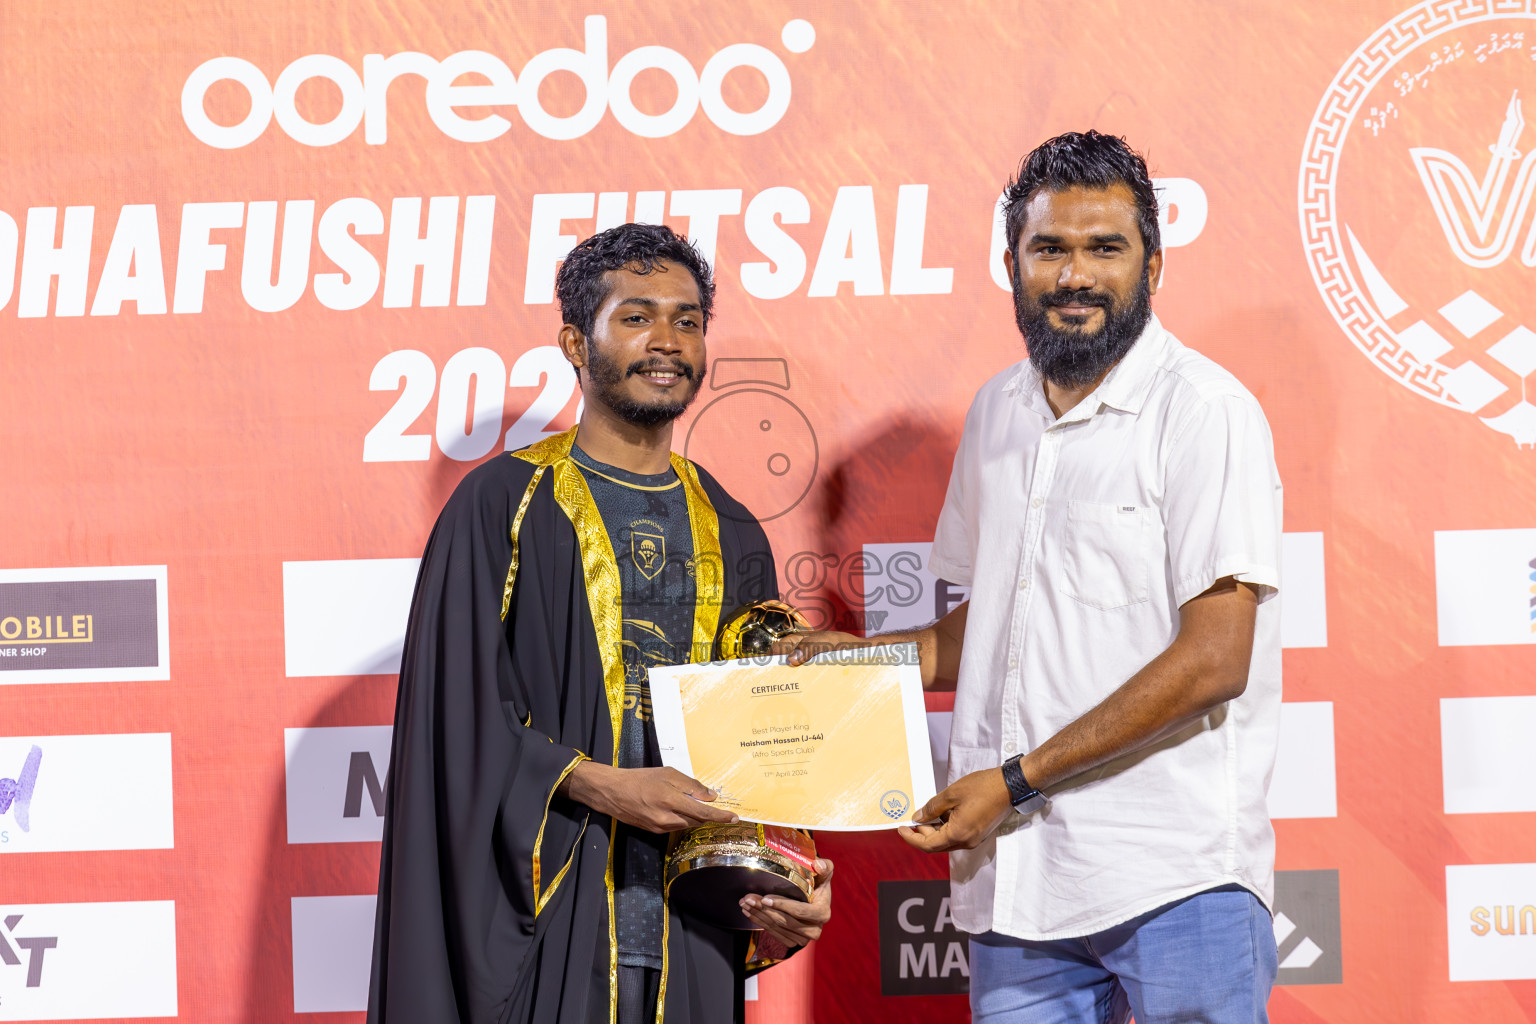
[667,855,811,930]
[664,823,817,931]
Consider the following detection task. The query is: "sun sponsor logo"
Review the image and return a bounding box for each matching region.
[181,17,817,149]
[1447,863,1536,981]
[1301,2,1536,447]
[1470,904,1536,936]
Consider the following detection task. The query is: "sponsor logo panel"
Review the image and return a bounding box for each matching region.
[0,566,169,685]
[1273,869,1343,985]
[282,558,419,677]
[877,879,968,996]
[0,900,177,1020]
[0,734,173,853]
[1268,702,1337,820]
[291,895,375,1013]
[863,536,1324,646]
[1446,863,1536,981]
[1434,529,1536,646]
[1441,696,1536,814]
[285,726,392,844]
[926,711,952,790]
[1279,532,1327,649]
[860,543,970,635]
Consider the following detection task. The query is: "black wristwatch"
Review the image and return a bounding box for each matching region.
[1000,754,1043,808]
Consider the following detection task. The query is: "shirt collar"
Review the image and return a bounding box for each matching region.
[1003,315,1169,421]
[1093,315,1168,415]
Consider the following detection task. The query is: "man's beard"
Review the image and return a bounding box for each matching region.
[1013,266,1153,389]
[583,341,704,428]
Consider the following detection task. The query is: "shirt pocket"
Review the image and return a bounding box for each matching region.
[1062,500,1154,611]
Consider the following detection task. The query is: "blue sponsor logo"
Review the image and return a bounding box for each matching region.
[880,789,910,820]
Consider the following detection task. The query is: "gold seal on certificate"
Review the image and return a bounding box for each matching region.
[649,637,935,832]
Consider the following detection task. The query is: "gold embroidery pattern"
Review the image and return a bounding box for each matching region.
[502,465,547,622]
[533,753,588,915]
[513,429,626,1021]
[672,453,725,661]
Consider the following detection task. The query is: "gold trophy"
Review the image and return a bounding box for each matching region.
[664,600,820,930]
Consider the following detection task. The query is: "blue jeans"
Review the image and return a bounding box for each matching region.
[969,885,1278,1024]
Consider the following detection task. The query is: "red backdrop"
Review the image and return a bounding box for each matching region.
[3,1,1536,1021]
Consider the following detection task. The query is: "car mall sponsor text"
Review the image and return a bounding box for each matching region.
[878,880,969,997]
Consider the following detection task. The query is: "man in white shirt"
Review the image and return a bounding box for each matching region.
[779,131,1282,1022]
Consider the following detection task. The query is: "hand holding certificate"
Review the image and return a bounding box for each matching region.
[649,643,936,831]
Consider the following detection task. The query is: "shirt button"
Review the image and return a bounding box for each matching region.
[1017,578,1028,591]
[1030,497,1043,509]
[1008,657,1018,670]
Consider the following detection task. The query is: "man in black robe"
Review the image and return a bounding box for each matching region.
[368,223,834,1024]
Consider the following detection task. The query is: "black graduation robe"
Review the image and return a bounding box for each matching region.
[368,426,783,1024]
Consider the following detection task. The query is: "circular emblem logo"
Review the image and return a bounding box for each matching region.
[1301,1,1536,447]
[880,789,911,820]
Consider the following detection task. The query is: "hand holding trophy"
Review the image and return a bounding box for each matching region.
[653,598,933,946]
[664,600,821,931]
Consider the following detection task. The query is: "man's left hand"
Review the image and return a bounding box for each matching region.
[740,858,834,948]
[898,767,1014,853]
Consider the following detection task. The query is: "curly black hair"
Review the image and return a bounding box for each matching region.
[555,223,716,339]
[1001,130,1160,262]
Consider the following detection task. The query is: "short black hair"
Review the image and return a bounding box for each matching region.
[556,223,715,338]
[1002,130,1160,260]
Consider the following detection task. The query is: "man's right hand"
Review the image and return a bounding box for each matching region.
[769,630,871,666]
[560,760,739,833]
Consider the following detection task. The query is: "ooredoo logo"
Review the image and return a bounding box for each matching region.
[1300,2,1536,447]
[182,16,817,149]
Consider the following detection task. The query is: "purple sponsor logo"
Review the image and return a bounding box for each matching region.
[0,745,41,834]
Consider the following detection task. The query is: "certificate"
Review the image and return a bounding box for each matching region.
[648,643,935,831]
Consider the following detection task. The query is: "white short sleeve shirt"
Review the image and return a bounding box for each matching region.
[929,316,1283,940]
